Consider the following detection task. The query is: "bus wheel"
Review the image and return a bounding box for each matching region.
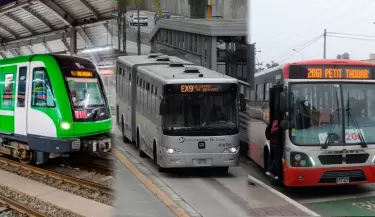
[136,129,140,149]
[121,116,130,143]
[217,167,229,175]
[240,141,249,157]
[153,142,165,173]
[263,147,269,171]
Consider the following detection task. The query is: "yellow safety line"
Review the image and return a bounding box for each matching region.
[113,148,191,217]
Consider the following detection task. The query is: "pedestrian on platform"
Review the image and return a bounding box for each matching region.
[265,119,280,180]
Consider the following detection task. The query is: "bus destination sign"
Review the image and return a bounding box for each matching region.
[180,84,220,93]
[165,83,237,94]
[289,65,375,80]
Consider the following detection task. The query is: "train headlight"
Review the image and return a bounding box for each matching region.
[61,122,71,130]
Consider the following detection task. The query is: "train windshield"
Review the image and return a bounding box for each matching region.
[162,92,238,133]
[66,77,105,108]
[289,83,375,146]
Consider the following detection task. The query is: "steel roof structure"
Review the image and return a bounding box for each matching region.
[0,0,116,67]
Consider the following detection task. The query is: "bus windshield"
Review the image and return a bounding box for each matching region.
[66,77,105,108]
[162,92,238,132]
[289,83,375,146]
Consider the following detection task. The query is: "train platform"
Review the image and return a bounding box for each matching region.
[0,169,113,217]
[111,120,319,217]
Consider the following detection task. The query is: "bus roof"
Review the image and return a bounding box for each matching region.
[255,59,375,78]
[117,55,238,84]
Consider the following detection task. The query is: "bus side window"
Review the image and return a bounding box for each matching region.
[31,67,55,108]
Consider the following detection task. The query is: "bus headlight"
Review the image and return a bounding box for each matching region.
[61,122,71,130]
[290,152,314,167]
[164,147,182,154]
[223,146,239,153]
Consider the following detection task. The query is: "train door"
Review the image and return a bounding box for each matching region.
[14,64,29,136]
[0,65,17,134]
[268,84,285,182]
[27,61,56,138]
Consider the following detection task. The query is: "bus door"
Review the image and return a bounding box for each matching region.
[269,84,285,181]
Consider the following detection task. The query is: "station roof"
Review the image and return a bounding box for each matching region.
[149,18,247,40]
[0,0,116,67]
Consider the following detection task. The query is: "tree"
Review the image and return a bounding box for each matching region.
[265,61,279,69]
[153,0,162,19]
[134,0,144,55]
[255,61,279,73]
[116,0,132,56]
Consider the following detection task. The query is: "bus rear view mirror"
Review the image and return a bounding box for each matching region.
[240,94,246,112]
[280,120,290,130]
[159,100,167,115]
[279,92,286,113]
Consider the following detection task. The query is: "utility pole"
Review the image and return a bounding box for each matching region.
[136,2,141,55]
[323,29,327,59]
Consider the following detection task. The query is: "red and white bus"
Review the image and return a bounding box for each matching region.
[247,59,375,186]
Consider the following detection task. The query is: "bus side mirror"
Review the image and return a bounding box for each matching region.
[280,120,290,130]
[279,92,286,113]
[159,99,167,115]
[240,94,246,112]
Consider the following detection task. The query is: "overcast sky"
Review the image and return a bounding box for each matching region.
[249,0,375,65]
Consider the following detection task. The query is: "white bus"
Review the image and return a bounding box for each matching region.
[116,54,246,173]
[247,59,375,187]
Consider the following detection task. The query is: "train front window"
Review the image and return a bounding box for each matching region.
[162,92,238,131]
[66,77,105,108]
[289,83,375,146]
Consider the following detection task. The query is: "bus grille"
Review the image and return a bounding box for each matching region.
[318,169,366,184]
[318,154,369,165]
[318,155,342,165]
[346,154,369,164]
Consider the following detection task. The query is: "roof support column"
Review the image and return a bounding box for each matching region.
[207,36,217,71]
[69,27,77,56]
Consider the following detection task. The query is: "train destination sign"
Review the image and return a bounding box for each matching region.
[165,83,237,94]
[289,65,375,79]
[71,70,93,77]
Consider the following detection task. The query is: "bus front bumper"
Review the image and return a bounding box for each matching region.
[160,152,240,168]
[283,164,375,187]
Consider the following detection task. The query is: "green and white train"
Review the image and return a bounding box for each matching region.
[0,54,112,165]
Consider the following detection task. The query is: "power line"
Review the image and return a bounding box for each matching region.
[332,0,375,32]
[254,1,371,50]
[273,34,323,64]
[328,35,375,42]
[328,32,375,38]
[254,1,350,47]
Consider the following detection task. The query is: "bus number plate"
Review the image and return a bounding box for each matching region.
[336,177,349,184]
[193,159,211,167]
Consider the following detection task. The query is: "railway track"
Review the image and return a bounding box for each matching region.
[0,185,83,217]
[0,157,114,206]
[0,195,47,217]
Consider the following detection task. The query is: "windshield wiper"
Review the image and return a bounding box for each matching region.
[346,92,367,148]
[323,90,341,149]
